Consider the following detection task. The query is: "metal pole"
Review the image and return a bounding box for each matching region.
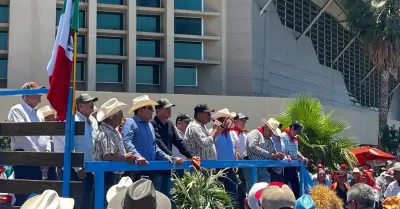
[332,31,360,64]
[62,88,73,197]
[297,0,334,40]
[360,66,376,84]
[259,0,273,16]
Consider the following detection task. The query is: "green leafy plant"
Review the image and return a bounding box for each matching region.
[271,93,359,168]
[172,168,236,209]
[381,125,400,154]
[0,136,10,151]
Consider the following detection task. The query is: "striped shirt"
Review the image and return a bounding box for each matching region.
[281,132,298,158]
[93,122,126,161]
[185,120,216,160]
[245,129,276,160]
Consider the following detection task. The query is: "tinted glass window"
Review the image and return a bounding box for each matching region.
[175,66,197,86]
[136,64,159,84]
[56,9,86,28]
[175,17,202,35]
[0,58,7,79]
[0,31,8,50]
[0,5,9,23]
[96,62,123,83]
[137,39,160,57]
[174,41,202,60]
[137,0,160,7]
[97,11,123,30]
[97,37,124,56]
[98,0,124,4]
[71,61,85,81]
[175,0,202,11]
[77,35,85,54]
[137,15,160,32]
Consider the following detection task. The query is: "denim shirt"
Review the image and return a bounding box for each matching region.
[122,116,169,161]
[74,112,98,171]
[215,132,235,160]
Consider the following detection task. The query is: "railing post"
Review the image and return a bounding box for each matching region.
[95,171,105,209]
[62,88,73,197]
[250,167,257,187]
[299,161,305,195]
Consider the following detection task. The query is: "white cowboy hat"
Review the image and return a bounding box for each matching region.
[128,95,158,115]
[93,106,98,113]
[97,98,127,122]
[39,106,55,118]
[21,190,74,209]
[211,108,233,120]
[106,176,134,203]
[261,118,282,137]
[390,162,400,172]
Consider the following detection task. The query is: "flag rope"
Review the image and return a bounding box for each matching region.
[72,31,78,114]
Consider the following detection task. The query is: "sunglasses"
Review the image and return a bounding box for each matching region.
[142,106,154,111]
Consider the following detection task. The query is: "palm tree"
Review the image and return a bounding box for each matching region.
[172,168,236,209]
[271,93,358,168]
[343,0,400,146]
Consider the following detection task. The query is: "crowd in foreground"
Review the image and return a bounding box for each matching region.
[1,81,400,209]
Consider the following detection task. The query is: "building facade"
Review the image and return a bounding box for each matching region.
[0,0,226,94]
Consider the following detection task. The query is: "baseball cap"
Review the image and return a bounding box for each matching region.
[176,113,192,123]
[259,182,296,209]
[340,164,347,169]
[155,98,175,109]
[291,120,303,133]
[21,82,45,90]
[248,182,269,209]
[234,113,249,120]
[194,104,214,113]
[76,93,98,104]
[316,164,324,169]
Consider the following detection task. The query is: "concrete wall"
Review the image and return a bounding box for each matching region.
[0,91,378,145]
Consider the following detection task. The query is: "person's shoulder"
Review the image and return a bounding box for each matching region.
[8,103,23,114]
[387,180,397,187]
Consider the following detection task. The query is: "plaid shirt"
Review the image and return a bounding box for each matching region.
[93,122,126,161]
[185,120,216,160]
[245,129,276,160]
[281,132,298,158]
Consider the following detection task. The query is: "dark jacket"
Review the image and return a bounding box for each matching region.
[150,116,193,158]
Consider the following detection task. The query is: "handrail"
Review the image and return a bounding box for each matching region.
[0,88,49,96]
[85,160,307,209]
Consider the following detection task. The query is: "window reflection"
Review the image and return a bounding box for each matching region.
[96,62,123,83]
[175,66,197,86]
[136,64,159,85]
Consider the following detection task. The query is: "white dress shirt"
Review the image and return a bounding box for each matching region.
[384,180,400,198]
[172,127,186,159]
[52,135,66,153]
[229,130,247,157]
[7,100,51,152]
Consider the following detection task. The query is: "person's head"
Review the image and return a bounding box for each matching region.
[259,182,296,209]
[289,120,303,136]
[21,82,45,108]
[233,113,249,130]
[261,118,282,138]
[352,168,361,181]
[211,108,234,130]
[247,182,269,209]
[335,171,346,185]
[39,106,56,121]
[129,95,158,122]
[340,164,348,172]
[310,185,343,209]
[194,104,215,125]
[347,183,375,209]
[176,113,192,132]
[391,163,400,181]
[76,93,98,117]
[155,98,175,120]
[317,169,326,182]
[386,160,394,170]
[97,98,127,128]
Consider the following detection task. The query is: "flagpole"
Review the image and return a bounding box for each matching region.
[72,31,77,114]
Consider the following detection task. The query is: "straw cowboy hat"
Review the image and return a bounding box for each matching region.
[390,162,400,172]
[261,118,282,137]
[106,177,133,203]
[128,95,158,115]
[39,106,55,118]
[211,108,233,120]
[108,178,171,209]
[21,190,74,209]
[96,98,127,122]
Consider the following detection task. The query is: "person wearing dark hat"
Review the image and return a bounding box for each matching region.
[331,171,350,206]
[174,113,193,158]
[185,104,220,160]
[281,120,307,199]
[107,178,171,209]
[72,92,99,209]
[7,82,51,206]
[150,98,188,200]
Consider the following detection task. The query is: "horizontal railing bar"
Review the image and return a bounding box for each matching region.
[0,89,49,96]
[84,160,302,172]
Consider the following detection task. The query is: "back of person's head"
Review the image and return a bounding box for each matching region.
[260,182,296,209]
[347,183,375,208]
[310,185,343,209]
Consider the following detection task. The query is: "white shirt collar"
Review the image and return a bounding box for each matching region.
[21,99,37,114]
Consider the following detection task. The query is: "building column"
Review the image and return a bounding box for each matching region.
[163,0,174,93]
[86,0,97,91]
[126,0,137,92]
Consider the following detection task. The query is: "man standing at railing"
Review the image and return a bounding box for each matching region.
[7,82,52,206]
[73,93,99,209]
[122,95,183,194]
[281,120,307,199]
[185,104,221,160]
[150,98,194,201]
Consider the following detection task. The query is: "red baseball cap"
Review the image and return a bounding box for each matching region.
[316,164,324,168]
[340,164,347,169]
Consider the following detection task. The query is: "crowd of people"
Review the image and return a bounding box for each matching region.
[1,81,400,209]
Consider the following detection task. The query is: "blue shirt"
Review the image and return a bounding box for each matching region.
[215,133,235,160]
[122,116,169,161]
[272,135,285,153]
[74,112,98,171]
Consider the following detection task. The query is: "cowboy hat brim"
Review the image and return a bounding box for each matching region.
[390,166,400,172]
[21,194,74,209]
[211,112,232,120]
[261,118,282,137]
[107,188,171,209]
[97,103,127,122]
[106,184,128,203]
[128,100,158,115]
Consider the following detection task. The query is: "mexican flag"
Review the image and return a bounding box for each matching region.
[47,0,79,121]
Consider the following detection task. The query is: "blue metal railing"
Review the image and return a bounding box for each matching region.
[85,160,307,209]
[0,88,309,209]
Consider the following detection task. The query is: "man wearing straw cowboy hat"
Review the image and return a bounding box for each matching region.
[20,190,75,209]
[384,162,400,198]
[122,95,183,190]
[93,98,138,196]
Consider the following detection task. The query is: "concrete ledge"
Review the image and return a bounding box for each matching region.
[137,57,165,63]
[97,3,127,12]
[96,55,127,61]
[137,6,165,15]
[175,34,220,41]
[174,9,220,18]
[175,59,220,65]
[0,23,9,30]
[97,29,127,36]
[137,31,165,39]
[56,1,88,9]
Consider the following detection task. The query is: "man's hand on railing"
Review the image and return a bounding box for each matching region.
[188,156,201,170]
[76,169,86,180]
[136,157,149,166]
[168,156,184,165]
[123,152,137,164]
